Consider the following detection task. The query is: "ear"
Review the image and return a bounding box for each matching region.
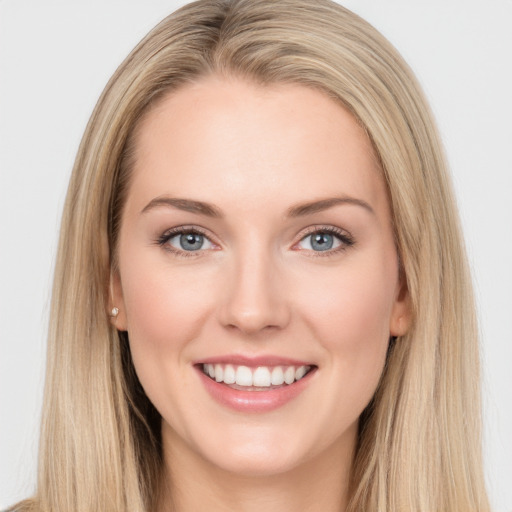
[389,272,412,337]
[110,270,128,331]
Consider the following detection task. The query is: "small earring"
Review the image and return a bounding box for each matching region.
[110,307,119,318]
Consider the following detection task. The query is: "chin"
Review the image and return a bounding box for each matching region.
[190,424,320,478]
[206,447,305,478]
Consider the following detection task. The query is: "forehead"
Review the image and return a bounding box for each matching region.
[127,76,387,217]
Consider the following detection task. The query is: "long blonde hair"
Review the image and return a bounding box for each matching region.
[14,1,489,511]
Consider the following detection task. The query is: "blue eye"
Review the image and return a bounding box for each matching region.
[297,229,353,253]
[163,230,214,252]
[310,233,335,251]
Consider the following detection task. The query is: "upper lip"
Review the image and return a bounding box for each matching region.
[193,354,316,367]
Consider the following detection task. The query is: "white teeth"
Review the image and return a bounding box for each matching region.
[253,367,271,387]
[295,366,307,380]
[223,364,236,384]
[236,366,253,386]
[284,366,295,385]
[271,366,285,385]
[202,363,311,388]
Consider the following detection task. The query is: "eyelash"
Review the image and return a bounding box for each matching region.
[295,225,355,257]
[155,225,355,257]
[155,225,214,258]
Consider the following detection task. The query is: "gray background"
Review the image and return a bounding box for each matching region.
[1,1,511,510]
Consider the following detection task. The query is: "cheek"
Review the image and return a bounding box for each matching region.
[303,263,395,338]
[296,256,397,396]
[118,253,220,394]
[121,256,215,340]
[118,255,225,434]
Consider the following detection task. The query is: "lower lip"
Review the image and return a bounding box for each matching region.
[196,366,316,413]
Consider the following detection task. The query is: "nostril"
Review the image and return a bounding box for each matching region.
[218,293,292,334]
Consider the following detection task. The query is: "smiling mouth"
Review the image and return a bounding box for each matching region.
[200,363,315,390]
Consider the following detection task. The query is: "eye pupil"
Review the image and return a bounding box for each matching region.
[180,233,204,251]
[311,233,333,251]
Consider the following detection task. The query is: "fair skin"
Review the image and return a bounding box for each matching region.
[113,76,410,512]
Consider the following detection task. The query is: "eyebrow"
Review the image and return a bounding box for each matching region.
[286,197,375,217]
[141,196,223,217]
[140,195,374,218]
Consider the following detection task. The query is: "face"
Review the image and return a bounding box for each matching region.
[113,76,410,477]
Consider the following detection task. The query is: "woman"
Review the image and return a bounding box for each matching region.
[8,0,490,510]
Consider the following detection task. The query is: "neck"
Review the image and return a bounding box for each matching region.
[158,426,355,512]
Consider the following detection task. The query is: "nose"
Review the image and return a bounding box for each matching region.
[217,248,291,335]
